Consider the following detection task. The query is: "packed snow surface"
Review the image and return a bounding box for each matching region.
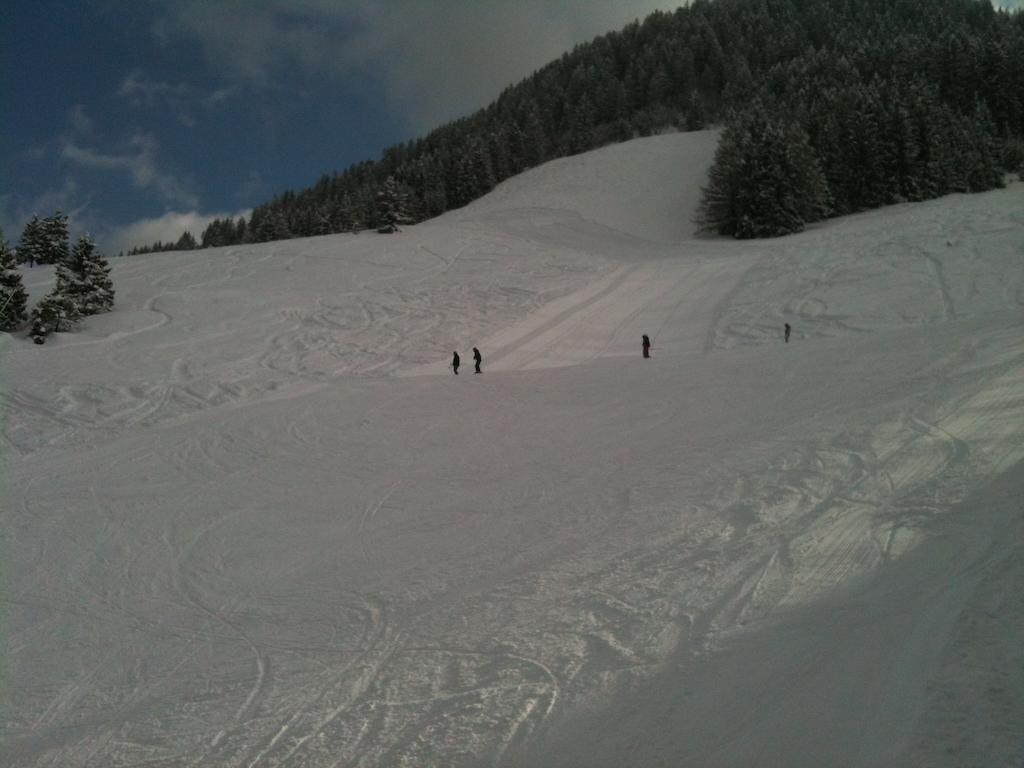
[3,131,1023,767]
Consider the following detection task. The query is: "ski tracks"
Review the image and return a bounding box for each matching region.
[703,338,1024,644]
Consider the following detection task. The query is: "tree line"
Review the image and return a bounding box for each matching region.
[0,212,115,343]
[697,1,1021,236]
[115,0,1022,252]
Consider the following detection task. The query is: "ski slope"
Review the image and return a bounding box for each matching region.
[3,130,1023,767]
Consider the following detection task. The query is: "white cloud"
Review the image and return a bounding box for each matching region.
[105,209,250,254]
[116,69,200,126]
[69,104,95,135]
[60,133,199,209]
[206,85,241,106]
[153,0,681,130]
[117,69,191,105]
[153,1,363,85]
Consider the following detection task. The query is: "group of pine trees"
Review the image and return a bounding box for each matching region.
[697,6,1019,237]
[0,212,115,343]
[129,0,1021,251]
[124,230,197,256]
[31,234,116,344]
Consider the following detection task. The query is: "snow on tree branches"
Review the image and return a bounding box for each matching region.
[18,211,71,266]
[0,229,29,331]
[30,292,80,344]
[29,230,115,344]
[66,235,115,315]
[376,176,411,234]
[697,102,828,239]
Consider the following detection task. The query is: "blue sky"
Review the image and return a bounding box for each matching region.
[1,0,681,253]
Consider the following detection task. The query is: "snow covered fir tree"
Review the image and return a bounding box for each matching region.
[0,229,29,331]
[15,215,47,266]
[26,224,115,344]
[29,292,80,344]
[18,211,70,265]
[376,176,411,233]
[697,101,829,237]
[65,235,115,316]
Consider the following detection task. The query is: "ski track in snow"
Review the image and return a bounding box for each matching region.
[4,133,1024,767]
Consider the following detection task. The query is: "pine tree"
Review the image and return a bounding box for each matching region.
[878,89,922,204]
[963,101,1005,192]
[421,174,448,219]
[41,211,70,265]
[175,231,198,250]
[83,253,115,314]
[698,102,828,238]
[270,210,292,240]
[330,194,360,233]
[65,235,114,315]
[248,207,272,242]
[376,176,410,233]
[29,291,80,343]
[54,241,90,310]
[0,229,29,330]
[571,97,599,154]
[17,215,46,266]
[309,206,330,235]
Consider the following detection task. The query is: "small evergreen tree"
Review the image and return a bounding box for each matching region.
[0,230,29,330]
[29,291,80,343]
[54,242,86,299]
[40,211,70,264]
[65,235,114,315]
[17,215,46,266]
[175,231,198,250]
[83,252,115,314]
[376,176,410,233]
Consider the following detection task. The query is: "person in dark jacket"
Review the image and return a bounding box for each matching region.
[473,347,482,373]
[784,323,791,343]
[452,351,460,374]
[642,334,651,358]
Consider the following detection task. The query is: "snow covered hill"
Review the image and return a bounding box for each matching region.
[3,130,1023,767]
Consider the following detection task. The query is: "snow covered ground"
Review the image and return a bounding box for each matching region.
[3,131,1023,767]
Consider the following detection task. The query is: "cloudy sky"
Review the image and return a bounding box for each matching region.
[2,0,681,253]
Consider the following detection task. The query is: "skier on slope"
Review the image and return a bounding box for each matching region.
[784,323,791,343]
[642,334,651,358]
[473,347,482,373]
[452,350,460,374]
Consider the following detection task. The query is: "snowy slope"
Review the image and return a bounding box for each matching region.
[3,131,1023,768]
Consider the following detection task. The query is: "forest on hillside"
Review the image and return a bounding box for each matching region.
[129,0,1024,253]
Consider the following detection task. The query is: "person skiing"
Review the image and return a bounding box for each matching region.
[473,347,482,373]
[452,350,460,374]
[784,323,791,343]
[642,334,651,358]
